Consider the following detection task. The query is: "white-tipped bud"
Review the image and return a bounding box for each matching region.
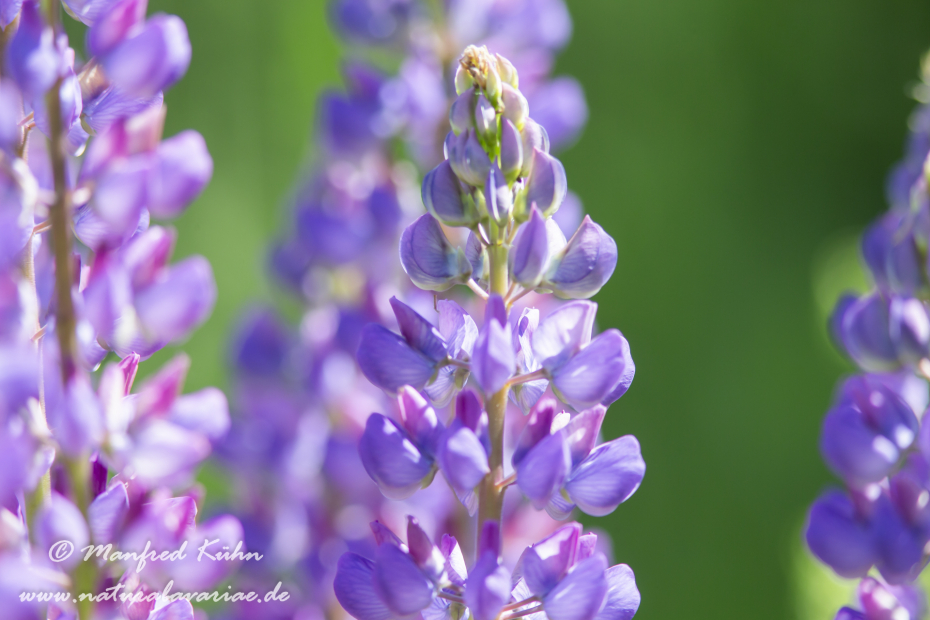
[455,65,475,95]
[495,54,518,89]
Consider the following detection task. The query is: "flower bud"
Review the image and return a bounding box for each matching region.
[449,87,475,135]
[400,214,472,292]
[501,83,528,130]
[454,63,474,95]
[484,164,512,224]
[511,207,551,288]
[520,119,550,177]
[475,93,497,142]
[500,118,523,183]
[422,158,477,227]
[546,215,617,298]
[448,128,492,187]
[525,148,567,217]
[484,63,502,106]
[495,53,518,88]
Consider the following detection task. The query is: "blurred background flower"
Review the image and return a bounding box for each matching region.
[108,1,930,619]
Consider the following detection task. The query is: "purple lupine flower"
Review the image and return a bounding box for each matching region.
[531,301,635,409]
[524,148,568,217]
[359,386,443,499]
[146,130,213,218]
[85,0,148,58]
[5,0,62,99]
[437,390,490,499]
[514,400,645,517]
[806,489,878,579]
[511,206,554,288]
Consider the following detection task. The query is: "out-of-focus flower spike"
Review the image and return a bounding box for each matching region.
[400,213,472,291]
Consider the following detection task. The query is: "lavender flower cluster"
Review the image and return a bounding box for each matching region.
[0,0,236,618]
[219,2,643,620]
[805,54,930,619]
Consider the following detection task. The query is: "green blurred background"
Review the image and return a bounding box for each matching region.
[143,0,930,618]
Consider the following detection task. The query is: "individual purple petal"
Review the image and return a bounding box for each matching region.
[551,330,634,410]
[438,423,489,493]
[475,93,497,141]
[513,398,559,467]
[448,129,492,187]
[563,406,606,466]
[517,429,571,509]
[103,14,191,98]
[805,490,877,578]
[397,386,443,455]
[501,118,524,182]
[525,148,566,216]
[0,0,21,28]
[373,542,435,615]
[146,130,213,218]
[543,554,609,620]
[126,420,210,486]
[472,298,516,395]
[47,375,105,457]
[450,87,475,135]
[834,609,865,620]
[464,548,510,620]
[423,159,476,226]
[594,564,640,620]
[167,387,229,441]
[5,0,60,99]
[512,206,551,288]
[390,296,448,363]
[406,516,443,579]
[522,522,582,595]
[358,323,437,392]
[370,520,403,547]
[86,0,148,58]
[88,482,129,543]
[821,403,912,487]
[359,413,433,500]
[532,301,597,369]
[119,222,174,286]
[600,335,636,407]
[466,230,487,279]
[334,553,396,620]
[546,216,618,299]
[485,164,513,223]
[135,353,187,416]
[135,255,216,343]
[438,299,478,359]
[872,494,924,584]
[441,534,467,586]
[82,87,163,134]
[566,436,645,516]
[36,493,89,571]
[86,156,151,248]
[400,214,472,291]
